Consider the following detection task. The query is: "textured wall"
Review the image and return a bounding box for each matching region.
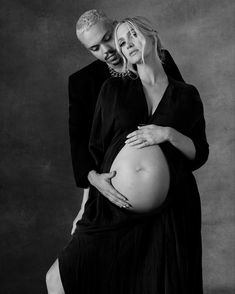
[0,0,234,293]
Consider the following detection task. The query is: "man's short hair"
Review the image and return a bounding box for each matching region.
[76,9,111,37]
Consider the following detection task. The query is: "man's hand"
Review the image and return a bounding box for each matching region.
[88,170,131,208]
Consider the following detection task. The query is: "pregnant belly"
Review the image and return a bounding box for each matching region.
[110,144,170,213]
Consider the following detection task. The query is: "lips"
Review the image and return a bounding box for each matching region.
[129,49,139,57]
[106,53,118,62]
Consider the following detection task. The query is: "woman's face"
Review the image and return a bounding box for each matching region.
[116,22,152,65]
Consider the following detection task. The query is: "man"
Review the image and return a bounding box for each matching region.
[46,9,184,293]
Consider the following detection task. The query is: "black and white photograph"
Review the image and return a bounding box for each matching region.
[0,1,234,293]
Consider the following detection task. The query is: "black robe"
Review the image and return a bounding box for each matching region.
[68,50,184,188]
[59,76,209,294]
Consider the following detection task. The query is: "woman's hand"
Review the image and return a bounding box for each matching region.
[88,170,131,208]
[125,125,170,148]
[125,124,196,161]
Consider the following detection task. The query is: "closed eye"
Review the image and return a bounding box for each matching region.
[104,33,112,42]
[132,31,137,37]
[119,41,126,47]
[90,45,99,52]
[130,29,137,38]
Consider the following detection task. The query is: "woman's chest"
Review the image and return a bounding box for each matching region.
[112,88,187,133]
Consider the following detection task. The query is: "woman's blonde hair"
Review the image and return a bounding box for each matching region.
[114,16,165,74]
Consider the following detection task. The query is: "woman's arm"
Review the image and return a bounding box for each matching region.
[166,127,196,160]
[125,85,209,170]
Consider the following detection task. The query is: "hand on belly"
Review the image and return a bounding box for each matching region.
[110,144,170,213]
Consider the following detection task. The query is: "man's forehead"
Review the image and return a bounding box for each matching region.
[80,20,114,48]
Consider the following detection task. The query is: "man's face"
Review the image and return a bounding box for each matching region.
[78,20,122,66]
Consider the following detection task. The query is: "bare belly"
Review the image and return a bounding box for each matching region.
[110,144,170,213]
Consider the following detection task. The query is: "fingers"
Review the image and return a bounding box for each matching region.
[125,132,144,143]
[126,130,141,139]
[104,191,131,208]
[93,172,132,208]
[126,125,157,140]
[125,138,146,146]
[138,124,155,129]
[106,170,116,179]
[126,129,147,143]
[96,174,131,208]
[132,141,149,149]
[106,185,129,203]
[105,185,131,208]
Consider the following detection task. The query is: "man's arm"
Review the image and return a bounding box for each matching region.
[68,72,97,188]
[68,65,129,211]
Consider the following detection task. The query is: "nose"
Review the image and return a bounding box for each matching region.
[102,44,114,58]
[102,43,109,52]
[126,38,134,50]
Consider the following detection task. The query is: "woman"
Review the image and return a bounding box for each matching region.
[58,17,209,294]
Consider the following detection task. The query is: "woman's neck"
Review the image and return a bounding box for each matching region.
[136,54,167,86]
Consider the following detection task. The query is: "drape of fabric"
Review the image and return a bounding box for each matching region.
[59,77,208,294]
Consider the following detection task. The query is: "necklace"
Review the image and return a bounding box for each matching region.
[108,65,131,78]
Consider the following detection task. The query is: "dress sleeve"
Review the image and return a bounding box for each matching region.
[185,86,209,171]
[68,75,96,188]
[89,80,116,172]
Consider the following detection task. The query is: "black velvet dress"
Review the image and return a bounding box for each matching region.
[59,76,209,294]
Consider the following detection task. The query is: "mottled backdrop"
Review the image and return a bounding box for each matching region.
[0,0,234,293]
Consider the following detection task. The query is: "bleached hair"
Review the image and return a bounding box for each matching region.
[76,9,111,37]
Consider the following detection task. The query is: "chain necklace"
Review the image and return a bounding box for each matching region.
[108,65,131,78]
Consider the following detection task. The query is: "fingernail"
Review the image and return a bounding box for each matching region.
[122,204,130,208]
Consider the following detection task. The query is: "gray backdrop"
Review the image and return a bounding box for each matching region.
[0,0,234,293]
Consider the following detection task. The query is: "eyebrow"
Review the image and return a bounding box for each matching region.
[102,30,112,40]
[118,36,124,42]
[117,30,132,42]
[88,30,112,50]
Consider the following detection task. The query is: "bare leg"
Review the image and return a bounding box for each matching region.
[46,259,65,294]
